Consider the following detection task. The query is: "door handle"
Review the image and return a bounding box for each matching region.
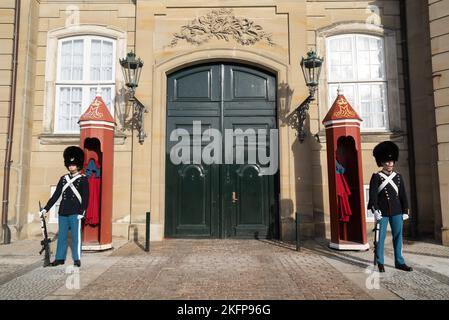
[232,191,238,203]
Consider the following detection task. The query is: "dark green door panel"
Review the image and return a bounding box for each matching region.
[223,65,276,117]
[222,117,277,238]
[167,65,221,117]
[165,63,278,239]
[165,117,220,238]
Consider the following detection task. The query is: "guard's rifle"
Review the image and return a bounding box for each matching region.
[373,211,380,266]
[39,201,51,267]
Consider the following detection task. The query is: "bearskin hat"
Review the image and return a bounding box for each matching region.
[373,141,399,167]
[63,146,84,170]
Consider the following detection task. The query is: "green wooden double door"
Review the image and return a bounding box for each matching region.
[165,63,279,239]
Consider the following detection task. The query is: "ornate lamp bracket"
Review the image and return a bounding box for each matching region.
[131,96,148,145]
[294,93,315,143]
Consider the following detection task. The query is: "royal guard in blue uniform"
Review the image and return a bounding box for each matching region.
[368,141,413,273]
[39,146,89,267]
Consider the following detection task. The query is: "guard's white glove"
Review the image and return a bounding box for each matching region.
[77,214,84,220]
[373,209,383,221]
[403,214,410,221]
[39,209,47,218]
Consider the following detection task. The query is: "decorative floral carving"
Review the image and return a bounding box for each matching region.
[169,9,275,47]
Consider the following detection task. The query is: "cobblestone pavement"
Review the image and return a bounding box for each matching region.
[1,238,449,300]
[0,240,47,287]
[73,240,371,300]
[311,238,449,300]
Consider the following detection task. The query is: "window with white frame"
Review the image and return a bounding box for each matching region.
[55,36,116,133]
[327,34,389,130]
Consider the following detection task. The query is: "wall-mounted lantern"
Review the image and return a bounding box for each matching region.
[294,50,324,143]
[119,51,147,144]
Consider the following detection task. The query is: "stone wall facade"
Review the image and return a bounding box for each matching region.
[0,0,446,245]
[429,0,449,245]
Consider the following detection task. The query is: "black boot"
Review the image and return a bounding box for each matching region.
[74,260,81,267]
[378,264,385,273]
[50,259,65,266]
[395,264,413,272]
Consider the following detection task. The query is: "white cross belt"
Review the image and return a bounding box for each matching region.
[59,174,82,204]
[377,172,398,196]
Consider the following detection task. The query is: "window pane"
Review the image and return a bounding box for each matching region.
[70,88,82,131]
[359,84,371,101]
[342,66,353,80]
[90,40,101,81]
[328,84,339,106]
[372,84,381,100]
[72,40,84,80]
[330,53,340,66]
[358,51,369,65]
[358,64,370,80]
[359,84,371,128]
[375,113,386,128]
[60,41,72,80]
[330,66,340,79]
[328,36,354,81]
[339,37,352,51]
[358,37,370,50]
[340,52,352,65]
[58,88,71,131]
[102,87,112,109]
[371,65,383,79]
[89,87,96,103]
[329,38,340,51]
[358,83,387,129]
[90,39,114,81]
[57,87,84,132]
[369,38,381,50]
[370,51,381,65]
[102,41,113,81]
[356,35,385,81]
[59,39,84,81]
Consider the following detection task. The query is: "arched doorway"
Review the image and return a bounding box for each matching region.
[165,63,279,239]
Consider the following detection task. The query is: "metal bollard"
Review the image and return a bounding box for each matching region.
[296,212,300,252]
[145,211,150,252]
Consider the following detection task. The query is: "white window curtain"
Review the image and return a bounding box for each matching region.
[55,36,116,133]
[327,34,388,130]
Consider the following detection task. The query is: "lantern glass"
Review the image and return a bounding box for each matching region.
[120,51,144,89]
[300,50,323,90]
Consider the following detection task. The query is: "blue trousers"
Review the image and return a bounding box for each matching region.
[376,214,406,266]
[55,214,82,261]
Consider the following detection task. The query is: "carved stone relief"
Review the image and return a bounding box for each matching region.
[169,9,275,47]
